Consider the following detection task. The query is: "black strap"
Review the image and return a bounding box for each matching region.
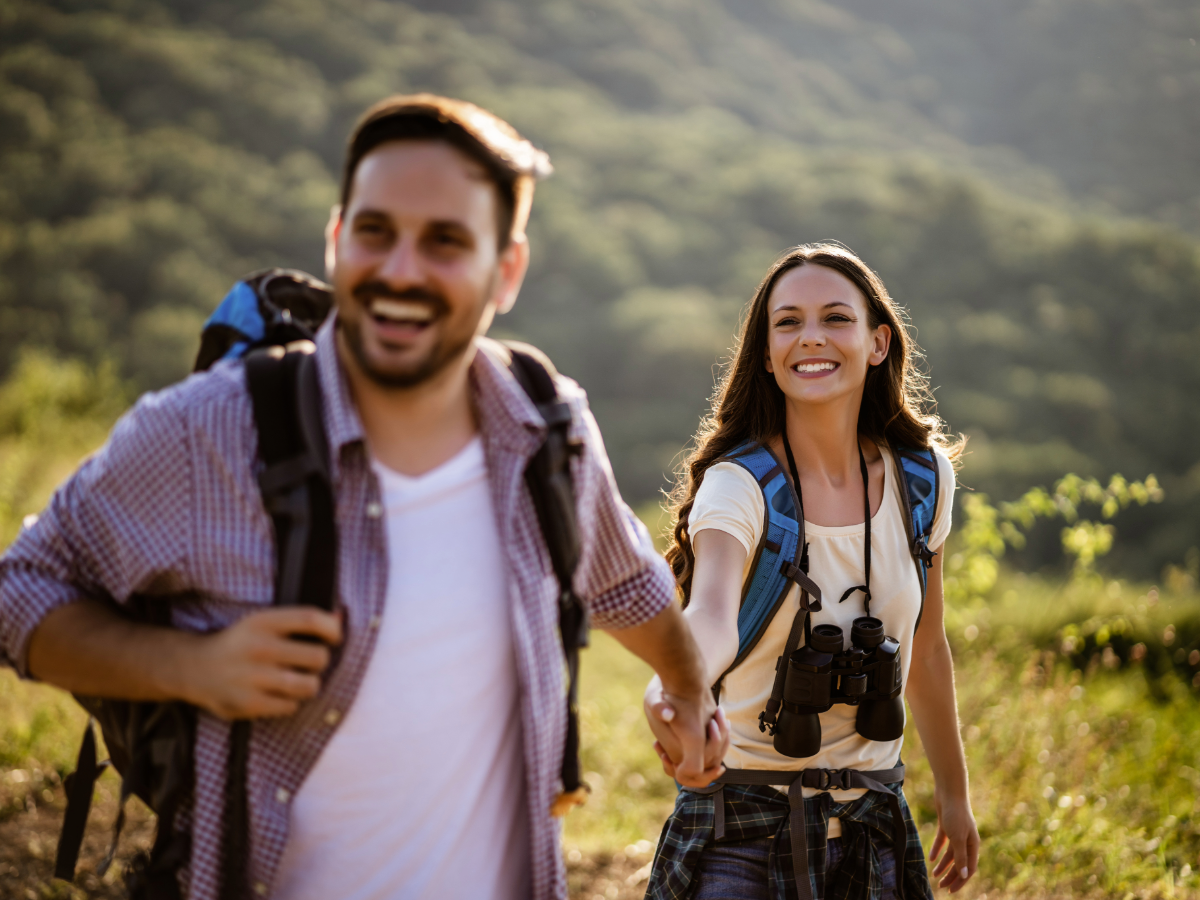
[698,764,908,900]
[54,719,110,880]
[504,343,588,801]
[215,343,338,898]
[835,444,873,614]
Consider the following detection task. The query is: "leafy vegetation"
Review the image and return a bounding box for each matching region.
[3,0,1199,577]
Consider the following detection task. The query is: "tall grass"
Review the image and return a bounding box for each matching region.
[565,570,1200,897]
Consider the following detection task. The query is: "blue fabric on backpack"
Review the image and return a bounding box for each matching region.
[717,441,939,681]
[723,442,805,666]
[202,281,265,361]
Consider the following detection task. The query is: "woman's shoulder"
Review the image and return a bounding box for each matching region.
[695,460,764,506]
[690,460,765,554]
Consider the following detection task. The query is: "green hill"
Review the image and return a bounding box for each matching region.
[1,0,1198,576]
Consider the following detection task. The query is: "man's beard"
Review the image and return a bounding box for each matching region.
[339,281,470,389]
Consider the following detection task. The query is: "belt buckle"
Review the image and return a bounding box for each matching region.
[820,768,849,791]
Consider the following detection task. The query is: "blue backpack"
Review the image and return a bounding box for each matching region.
[710,441,940,693]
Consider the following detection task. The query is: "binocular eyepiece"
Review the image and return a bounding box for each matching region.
[772,616,906,759]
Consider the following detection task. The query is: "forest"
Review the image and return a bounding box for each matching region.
[3,2,1200,897]
[1,0,1198,572]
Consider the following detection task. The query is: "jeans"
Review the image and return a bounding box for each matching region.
[690,834,898,900]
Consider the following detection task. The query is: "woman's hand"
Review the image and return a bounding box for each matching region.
[644,674,729,786]
[927,792,979,892]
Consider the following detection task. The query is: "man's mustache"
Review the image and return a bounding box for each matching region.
[352,281,449,315]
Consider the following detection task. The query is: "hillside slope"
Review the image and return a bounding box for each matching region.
[1,0,1198,574]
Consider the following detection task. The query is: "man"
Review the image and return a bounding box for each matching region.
[0,95,726,899]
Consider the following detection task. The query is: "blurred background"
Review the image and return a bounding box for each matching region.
[1,1,1199,897]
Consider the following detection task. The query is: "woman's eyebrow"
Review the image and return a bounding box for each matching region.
[823,301,855,310]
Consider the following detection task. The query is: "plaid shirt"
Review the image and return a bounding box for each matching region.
[646,783,933,900]
[0,316,675,900]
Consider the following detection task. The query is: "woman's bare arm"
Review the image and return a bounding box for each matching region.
[905,548,980,892]
[644,528,744,778]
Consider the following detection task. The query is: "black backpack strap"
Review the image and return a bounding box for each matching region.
[54,719,110,881]
[218,341,337,898]
[502,341,589,817]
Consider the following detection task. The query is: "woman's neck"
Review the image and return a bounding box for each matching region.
[782,396,863,486]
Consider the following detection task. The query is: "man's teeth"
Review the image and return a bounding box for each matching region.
[370,299,434,323]
[794,361,837,373]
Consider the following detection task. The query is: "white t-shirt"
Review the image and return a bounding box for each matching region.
[273,438,530,900]
[690,445,954,819]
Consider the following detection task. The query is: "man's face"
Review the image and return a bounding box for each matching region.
[328,140,526,388]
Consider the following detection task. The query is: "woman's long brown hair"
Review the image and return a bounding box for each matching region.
[665,243,963,601]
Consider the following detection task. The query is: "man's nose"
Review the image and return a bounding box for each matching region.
[376,235,423,286]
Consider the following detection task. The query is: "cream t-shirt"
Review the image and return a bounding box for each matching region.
[690,445,954,818]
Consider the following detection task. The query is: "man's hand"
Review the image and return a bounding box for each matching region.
[180,608,343,720]
[643,674,728,787]
[28,598,342,721]
[927,792,980,892]
[606,602,729,788]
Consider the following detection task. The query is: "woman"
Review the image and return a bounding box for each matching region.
[644,244,978,900]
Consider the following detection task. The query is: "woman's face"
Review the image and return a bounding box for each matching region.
[764,263,891,408]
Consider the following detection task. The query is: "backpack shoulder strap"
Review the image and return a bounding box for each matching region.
[245,341,336,610]
[221,341,337,897]
[710,442,822,697]
[496,340,589,816]
[890,445,940,630]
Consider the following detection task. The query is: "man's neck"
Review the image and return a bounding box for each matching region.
[337,333,479,477]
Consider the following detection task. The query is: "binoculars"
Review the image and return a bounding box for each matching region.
[773,616,905,759]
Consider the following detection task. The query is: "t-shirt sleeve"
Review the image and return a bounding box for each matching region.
[928,448,956,551]
[688,462,765,556]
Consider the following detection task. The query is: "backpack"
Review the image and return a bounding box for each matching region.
[54,269,588,898]
[708,440,940,704]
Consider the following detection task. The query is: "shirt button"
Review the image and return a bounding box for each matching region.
[365,501,383,519]
[368,615,382,630]
[254,882,268,896]
[324,709,341,726]
[275,787,291,804]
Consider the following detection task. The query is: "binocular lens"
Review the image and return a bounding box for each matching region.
[809,623,844,654]
[851,616,885,649]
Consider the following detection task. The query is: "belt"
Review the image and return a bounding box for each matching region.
[686,764,906,900]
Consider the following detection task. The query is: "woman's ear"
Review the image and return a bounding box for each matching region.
[869,323,892,367]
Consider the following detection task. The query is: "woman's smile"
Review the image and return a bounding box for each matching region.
[791,358,840,378]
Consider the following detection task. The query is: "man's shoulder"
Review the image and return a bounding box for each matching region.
[121,359,253,448]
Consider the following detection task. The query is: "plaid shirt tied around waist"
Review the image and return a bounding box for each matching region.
[645,777,934,900]
[0,316,676,900]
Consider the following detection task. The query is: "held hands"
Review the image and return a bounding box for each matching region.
[643,675,730,788]
[927,791,980,892]
[180,607,343,720]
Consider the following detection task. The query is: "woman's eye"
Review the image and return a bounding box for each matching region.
[826,314,852,323]
[775,317,800,328]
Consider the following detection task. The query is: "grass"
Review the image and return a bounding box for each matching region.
[561,571,1200,898]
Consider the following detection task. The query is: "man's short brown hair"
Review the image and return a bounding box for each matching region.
[340,94,552,250]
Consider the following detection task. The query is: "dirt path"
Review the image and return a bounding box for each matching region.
[0,769,650,899]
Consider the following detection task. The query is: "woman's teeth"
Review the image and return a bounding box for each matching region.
[369,298,435,324]
[794,361,837,373]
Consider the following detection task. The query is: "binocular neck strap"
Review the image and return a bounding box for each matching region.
[782,433,873,616]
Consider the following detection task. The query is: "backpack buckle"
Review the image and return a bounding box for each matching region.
[912,536,936,566]
[817,768,851,791]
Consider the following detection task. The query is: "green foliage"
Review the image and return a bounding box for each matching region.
[945,473,1165,606]
[2,0,1199,576]
[0,350,127,547]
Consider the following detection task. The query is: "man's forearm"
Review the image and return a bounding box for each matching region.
[607,601,707,694]
[27,599,199,702]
